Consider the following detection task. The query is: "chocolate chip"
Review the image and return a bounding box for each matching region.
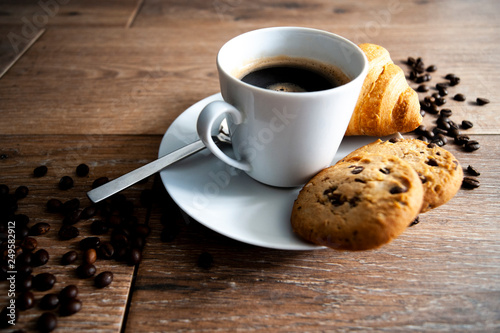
[426,158,439,166]
[462,177,480,189]
[476,97,490,105]
[95,271,113,289]
[390,185,408,194]
[418,172,428,184]
[466,165,481,176]
[454,93,466,101]
[351,166,364,174]
[33,165,48,177]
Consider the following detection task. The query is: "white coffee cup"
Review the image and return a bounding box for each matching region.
[197,27,368,187]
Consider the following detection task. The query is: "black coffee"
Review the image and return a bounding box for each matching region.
[239,57,349,93]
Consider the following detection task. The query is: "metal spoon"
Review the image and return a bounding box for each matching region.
[87,119,231,203]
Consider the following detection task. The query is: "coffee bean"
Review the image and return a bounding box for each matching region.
[461,120,473,129]
[33,272,56,291]
[454,135,470,145]
[16,252,32,267]
[454,93,466,101]
[90,220,109,235]
[61,251,78,265]
[197,252,213,270]
[46,198,62,213]
[92,177,109,189]
[60,298,82,316]
[407,57,416,66]
[464,140,480,151]
[63,210,81,225]
[84,248,97,265]
[433,126,448,136]
[58,225,79,240]
[134,224,151,238]
[58,176,74,190]
[32,249,49,267]
[437,118,451,131]
[440,108,452,118]
[435,97,446,106]
[61,198,80,215]
[37,312,57,332]
[59,285,79,300]
[462,177,480,189]
[426,65,437,72]
[128,248,142,266]
[476,97,490,105]
[39,293,59,310]
[417,84,429,92]
[445,73,456,80]
[76,163,89,177]
[76,263,96,278]
[449,76,460,86]
[95,271,113,289]
[447,127,461,138]
[29,222,50,236]
[417,135,429,143]
[14,186,29,200]
[80,205,97,219]
[98,242,115,260]
[20,237,37,252]
[33,165,48,178]
[80,236,101,250]
[18,291,35,310]
[431,137,446,147]
[466,165,481,176]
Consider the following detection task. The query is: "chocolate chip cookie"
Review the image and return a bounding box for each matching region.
[342,138,463,212]
[291,153,423,251]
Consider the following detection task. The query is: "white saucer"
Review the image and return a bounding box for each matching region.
[158,93,397,250]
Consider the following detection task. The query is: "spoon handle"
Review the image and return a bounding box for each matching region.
[87,139,206,203]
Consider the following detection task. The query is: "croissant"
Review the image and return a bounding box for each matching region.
[345,43,422,136]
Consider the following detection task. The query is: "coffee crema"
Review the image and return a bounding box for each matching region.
[237,56,351,93]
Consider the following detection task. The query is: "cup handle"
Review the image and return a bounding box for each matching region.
[197,100,251,172]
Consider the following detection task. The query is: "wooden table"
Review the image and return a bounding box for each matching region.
[1,0,499,332]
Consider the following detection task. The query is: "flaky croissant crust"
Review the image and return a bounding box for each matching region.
[346,43,422,136]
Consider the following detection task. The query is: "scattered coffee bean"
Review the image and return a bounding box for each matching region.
[462,177,480,189]
[417,84,429,92]
[39,293,59,310]
[37,312,57,332]
[440,108,453,118]
[433,126,448,135]
[454,93,466,101]
[431,137,446,147]
[80,205,97,219]
[454,135,470,145]
[466,165,481,176]
[92,177,109,189]
[90,219,109,235]
[449,76,460,86]
[426,65,437,72]
[20,237,37,252]
[59,285,79,301]
[18,291,35,310]
[435,97,446,106]
[63,209,81,225]
[59,298,82,316]
[58,176,74,190]
[445,73,456,80]
[84,248,97,265]
[407,57,416,66]
[76,263,96,278]
[46,198,62,213]
[61,251,78,265]
[29,222,51,236]
[128,248,142,266]
[58,225,80,240]
[32,249,49,267]
[33,165,48,177]
[98,242,115,260]
[0,184,9,196]
[80,236,101,250]
[76,163,90,177]
[61,198,80,215]
[33,272,56,291]
[464,140,480,151]
[461,120,473,129]
[18,274,33,292]
[95,271,113,289]
[476,97,490,105]
[14,186,29,200]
